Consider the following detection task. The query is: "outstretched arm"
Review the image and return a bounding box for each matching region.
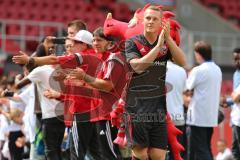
[12,51,59,66]
[13,36,60,66]
[15,77,31,90]
[0,92,22,102]
[68,68,113,92]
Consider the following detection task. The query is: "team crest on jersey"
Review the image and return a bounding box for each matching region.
[160,44,168,55]
[140,47,146,53]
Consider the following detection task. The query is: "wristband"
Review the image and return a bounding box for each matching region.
[25,57,36,69]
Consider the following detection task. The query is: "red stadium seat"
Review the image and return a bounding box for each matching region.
[62,1,75,10]
[26,40,39,52]
[28,0,38,8]
[26,26,40,36]
[109,3,132,21]
[197,0,240,28]
[5,7,18,19]
[86,11,105,31]
[223,2,239,19]
[93,0,115,8]
[0,39,21,55]
[204,0,220,6]
[44,26,57,36]
[7,25,20,35]
[0,4,9,19]
[0,0,133,39]
[0,0,6,6]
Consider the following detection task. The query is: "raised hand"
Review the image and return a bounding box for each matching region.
[162,20,171,40]
[12,51,30,65]
[156,26,165,48]
[68,67,86,80]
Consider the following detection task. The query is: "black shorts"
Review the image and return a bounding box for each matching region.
[126,121,168,150]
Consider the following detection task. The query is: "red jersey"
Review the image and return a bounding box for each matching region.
[56,48,95,126]
[90,52,127,122]
[56,50,127,124]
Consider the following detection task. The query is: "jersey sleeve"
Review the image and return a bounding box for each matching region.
[102,61,124,87]
[57,54,81,69]
[124,38,141,62]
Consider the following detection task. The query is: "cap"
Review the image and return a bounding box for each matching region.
[71,30,93,45]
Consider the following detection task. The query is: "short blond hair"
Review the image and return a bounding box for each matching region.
[145,5,162,14]
[9,108,23,120]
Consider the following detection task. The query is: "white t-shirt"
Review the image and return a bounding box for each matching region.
[19,84,36,143]
[4,122,22,132]
[186,62,222,127]
[166,61,186,126]
[9,100,25,112]
[1,122,22,141]
[0,114,9,141]
[216,148,233,160]
[231,85,240,127]
[27,65,61,119]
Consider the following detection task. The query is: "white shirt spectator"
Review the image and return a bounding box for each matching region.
[231,85,240,127]
[186,62,222,127]
[0,114,9,141]
[4,121,22,133]
[9,100,25,112]
[19,84,36,143]
[216,148,233,160]
[27,65,61,119]
[166,61,186,126]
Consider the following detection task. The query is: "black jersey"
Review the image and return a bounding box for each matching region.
[124,34,171,119]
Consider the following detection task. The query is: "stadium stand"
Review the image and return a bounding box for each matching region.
[0,0,132,53]
[197,0,240,28]
[0,0,132,33]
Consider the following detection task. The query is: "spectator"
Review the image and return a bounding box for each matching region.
[14,39,66,160]
[68,27,126,160]
[12,28,124,159]
[166,60,187,160]
[214,48,240,160]
[67,20,87,38]
[64,38,74,55]
[231,70,240,160]
[7,108,25,160]
[186,41,222,160]
[233,48,240,89]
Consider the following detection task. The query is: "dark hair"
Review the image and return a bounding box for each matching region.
[194,41,212,61]
[25,43,47,72]
[35,43,47,57]
[68,19,87,31]
[93,27,112,41]
[233,47,240,54]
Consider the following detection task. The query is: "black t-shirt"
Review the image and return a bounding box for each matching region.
[124,34,170,121]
